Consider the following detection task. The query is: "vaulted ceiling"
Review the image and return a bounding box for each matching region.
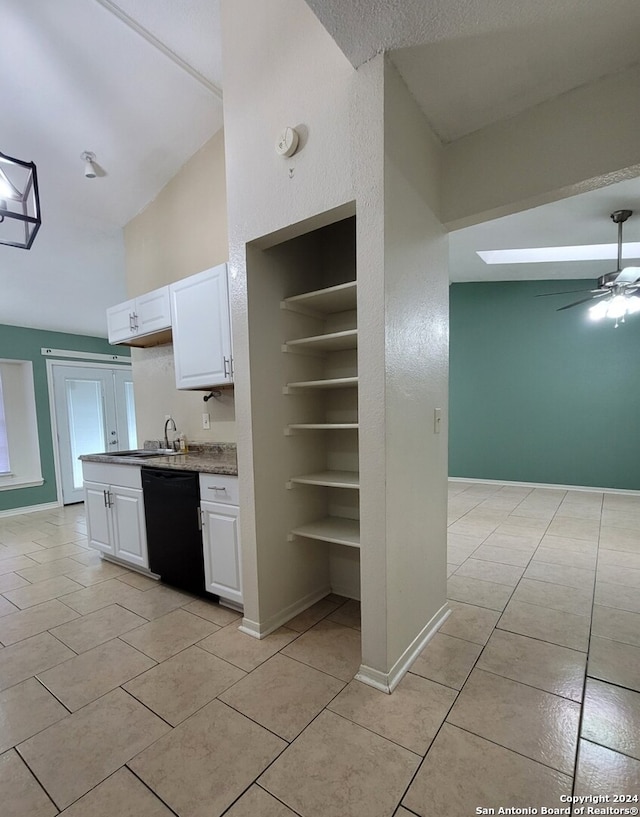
[307,0,640,142]
[2,0,640,337]
[1,0,223,336]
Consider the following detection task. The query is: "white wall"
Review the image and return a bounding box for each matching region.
[222,0,449,688]
[443,65,640,229]
[123,130,234,445]
[222,0,366,633]
[382,61,448,669]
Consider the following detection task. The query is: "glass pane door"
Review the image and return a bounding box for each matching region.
[66,378,107,491]
[52,365,121,504]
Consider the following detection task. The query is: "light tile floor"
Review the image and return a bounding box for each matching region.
[0,483,638,816]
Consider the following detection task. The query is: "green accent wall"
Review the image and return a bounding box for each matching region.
[449,280,640,490]
[0,324,129,513]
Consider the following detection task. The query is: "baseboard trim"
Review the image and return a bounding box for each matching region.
[449,477,640,496]
[355,602,451,694]
[329,582,360,601]
[239,584,332,640]
[0,501,59,519]
[100,555,159,578]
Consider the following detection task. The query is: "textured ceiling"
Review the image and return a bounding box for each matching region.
[306,0,640,283]
[307,0,640,141]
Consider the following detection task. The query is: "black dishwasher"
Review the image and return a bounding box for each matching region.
[141,468,206,596]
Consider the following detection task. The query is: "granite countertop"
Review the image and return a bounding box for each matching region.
[80,442,238,476]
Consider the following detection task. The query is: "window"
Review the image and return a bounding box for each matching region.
[0,360,43,491]
[0,373,9,474]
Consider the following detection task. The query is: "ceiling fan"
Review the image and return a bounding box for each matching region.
[538,210,640,325]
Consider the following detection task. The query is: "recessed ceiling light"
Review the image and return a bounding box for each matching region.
[477,242,640,264]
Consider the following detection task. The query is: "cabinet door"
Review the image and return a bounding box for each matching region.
[111,485,149,569]
[201,500,242,604]
[171,264,232,389]
[84,481,114,555]
[106,299,136,344]
[135,286,171,337]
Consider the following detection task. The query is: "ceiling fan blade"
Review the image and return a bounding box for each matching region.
[535,289,591,297]
[613,266,640,285]
[557,294,609,311]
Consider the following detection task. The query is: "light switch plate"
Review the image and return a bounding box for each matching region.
[434,408,442,434]
[202,412,210,430]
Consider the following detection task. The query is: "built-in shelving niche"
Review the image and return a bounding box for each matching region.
[278,215,361,600]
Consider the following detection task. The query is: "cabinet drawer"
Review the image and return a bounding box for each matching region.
[82,462,142,489]
[199,473,238,505]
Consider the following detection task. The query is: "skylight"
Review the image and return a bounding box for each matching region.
[477,242,640,264]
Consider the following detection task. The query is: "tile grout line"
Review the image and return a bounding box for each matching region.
[2,492,635,813]
[424,497,575,792]
[14,744,64,814]
[439,485,584,798]
[458,664,584,704]
[124,765,184,816]
[254,781,305,817]
[569,489,605,799]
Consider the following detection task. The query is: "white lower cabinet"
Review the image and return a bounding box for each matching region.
[84,481,113,554]
[83,463,149,570]
[110,485,148,567]
[199,474,242,605]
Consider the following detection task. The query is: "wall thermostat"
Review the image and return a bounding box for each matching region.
[276,127,299,157]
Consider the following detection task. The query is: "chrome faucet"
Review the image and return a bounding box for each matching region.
[163,417,177,450]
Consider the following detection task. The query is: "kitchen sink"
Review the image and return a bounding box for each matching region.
[110,449,180,458]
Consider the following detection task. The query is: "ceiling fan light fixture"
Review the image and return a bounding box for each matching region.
[627,296,640,315]
[588,293,640,323]
[607,295,627,320]
[588,300,608,321]
[536,209,640,324]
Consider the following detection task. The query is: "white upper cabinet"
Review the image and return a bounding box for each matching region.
[107,286,172,347]
[106,298,137,344]
[136,288,172,337]
[170,264,233,390]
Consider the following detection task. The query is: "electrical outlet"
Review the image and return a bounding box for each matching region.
[202,412,210,430]
[434,408,442,434]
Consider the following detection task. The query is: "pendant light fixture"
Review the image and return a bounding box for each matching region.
[0,151,41,250]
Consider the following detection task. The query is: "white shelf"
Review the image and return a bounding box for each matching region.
[290,516,360,548]
[283,329,357,353]
[289,470,360,489]
[285,376,358,391]
[285,423,358,435]
[281,281,357,316]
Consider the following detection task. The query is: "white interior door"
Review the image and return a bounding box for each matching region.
[51,364,135,504]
